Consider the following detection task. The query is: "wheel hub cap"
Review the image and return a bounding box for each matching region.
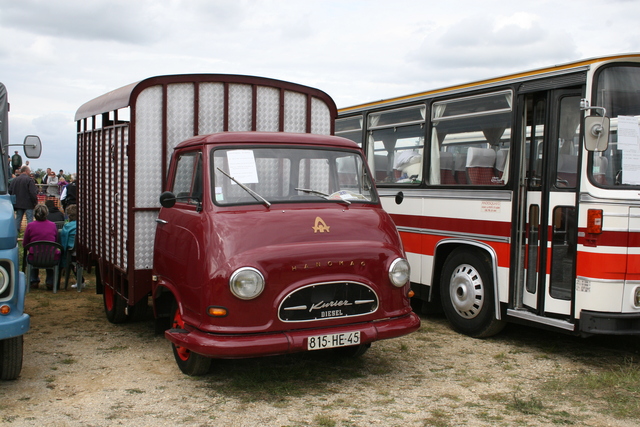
[449,264,484,319]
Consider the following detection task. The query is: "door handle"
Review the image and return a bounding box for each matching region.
[155,218,168,224]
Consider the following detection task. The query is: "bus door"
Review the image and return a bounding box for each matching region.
[517,90,582,320]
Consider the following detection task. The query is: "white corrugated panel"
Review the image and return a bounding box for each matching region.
[134,211,158,269]
[199,82,224,135]
[167,83,195,170]
[311,97,331,135]
[228,84,252,131]
[135,85,163,208]
[256,86,280,132]
[284,90,306,133]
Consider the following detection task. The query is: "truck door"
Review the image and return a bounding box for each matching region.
[155,151,204,319]
[516,89,582,319]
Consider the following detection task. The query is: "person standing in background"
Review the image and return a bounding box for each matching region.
[9,165,37,232]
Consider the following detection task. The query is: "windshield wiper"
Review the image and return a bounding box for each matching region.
[217,168,271,208]
[294,187,351,205]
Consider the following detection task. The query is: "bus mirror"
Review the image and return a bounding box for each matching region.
[23,135,42,158]
[584,116,609,152]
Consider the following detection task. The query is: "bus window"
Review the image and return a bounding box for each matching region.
[367,106,425,184]
[336,116,363,147]
[555,96,581,188]
[592,65,640,187]
[430,91,513,186]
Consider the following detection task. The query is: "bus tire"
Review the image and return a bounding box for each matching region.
[0,336,24,380]
[171,305,211,376]
[440,249,505,338]
[104,285,127,324]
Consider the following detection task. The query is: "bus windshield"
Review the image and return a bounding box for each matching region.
[212,147,377,205]
[591,64,640,187]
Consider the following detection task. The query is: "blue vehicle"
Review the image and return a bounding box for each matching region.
[0,82,41,380]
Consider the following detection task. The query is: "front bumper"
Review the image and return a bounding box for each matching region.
[0,312,30,340]
[580,310,640,335]
[165,312,420,359]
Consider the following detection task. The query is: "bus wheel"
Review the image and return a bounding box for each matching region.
[171,306,211,376]
[0,336,24,380]
[103,285,127,324]
[440,250,505,338]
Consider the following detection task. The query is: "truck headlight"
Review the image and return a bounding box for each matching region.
[389,258,410,287]
[229,267,265,300]
[0,265,8,295]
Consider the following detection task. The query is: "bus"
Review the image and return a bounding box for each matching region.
[336,53,640,337]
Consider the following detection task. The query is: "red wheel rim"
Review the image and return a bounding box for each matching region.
[172,309,190,362]
[104,286,114,311]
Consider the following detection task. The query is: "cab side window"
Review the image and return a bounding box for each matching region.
[172,151,203,204]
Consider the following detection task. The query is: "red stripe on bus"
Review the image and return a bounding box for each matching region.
[390,214,511,238]
[576,252,629,281]
[577,228,637,247]
[398,231,511,268]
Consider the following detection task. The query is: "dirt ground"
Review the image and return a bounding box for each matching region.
[1,281,640,427]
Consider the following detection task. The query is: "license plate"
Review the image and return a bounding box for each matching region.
[307,331,360,350]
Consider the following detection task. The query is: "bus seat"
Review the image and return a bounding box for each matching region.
[439,152,456,184]
[374,155,388,182]
[495,148,508,179]
[454,152,468,184]
[466,147,497,185]
[557,154,578,187]
[593,156,609,185]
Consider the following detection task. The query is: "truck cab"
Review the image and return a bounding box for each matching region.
[155,132,419,374]
[0,82,41,380]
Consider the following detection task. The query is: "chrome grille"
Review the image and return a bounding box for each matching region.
[279,282,378,322]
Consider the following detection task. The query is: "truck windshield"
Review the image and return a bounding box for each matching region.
[212,146,377,205]
[591,64,640,187]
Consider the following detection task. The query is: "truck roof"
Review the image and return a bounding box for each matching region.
[75,74,336,122]
[176,131,361,150]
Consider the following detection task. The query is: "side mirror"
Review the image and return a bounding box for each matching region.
[159,191,176,208]
[584,116,610,152]
[23,135,42,158]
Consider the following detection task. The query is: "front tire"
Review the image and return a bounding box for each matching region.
[440,249,505,338]
[171,306,211,376]
[0,336,24,380]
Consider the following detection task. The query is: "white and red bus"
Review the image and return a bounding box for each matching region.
[336,53,640,337]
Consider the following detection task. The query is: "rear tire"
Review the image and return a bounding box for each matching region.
[440,249,505,338]
[103,285,127,324]
[171,306,211,376]
[0,336,24,380]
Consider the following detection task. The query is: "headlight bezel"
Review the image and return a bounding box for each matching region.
[0,264,9,296]
[388,258,410,287]
[229,267,265,300]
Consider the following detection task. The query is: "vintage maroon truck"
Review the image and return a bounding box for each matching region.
[74,75,420,375]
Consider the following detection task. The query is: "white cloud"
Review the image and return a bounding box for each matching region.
[2,0,640,174]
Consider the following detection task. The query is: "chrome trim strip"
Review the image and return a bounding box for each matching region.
[507,309,575,331]
[580,192,640,206]
[433,239,502,321]
[378,188,513,201]
[396,226,510,244]
[577,276,640,285]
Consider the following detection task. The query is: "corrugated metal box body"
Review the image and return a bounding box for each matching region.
[75,75,336,304]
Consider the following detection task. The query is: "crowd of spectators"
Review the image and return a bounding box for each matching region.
[7,154,81,290]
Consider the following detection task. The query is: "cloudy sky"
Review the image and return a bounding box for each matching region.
[1,0,639,174]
